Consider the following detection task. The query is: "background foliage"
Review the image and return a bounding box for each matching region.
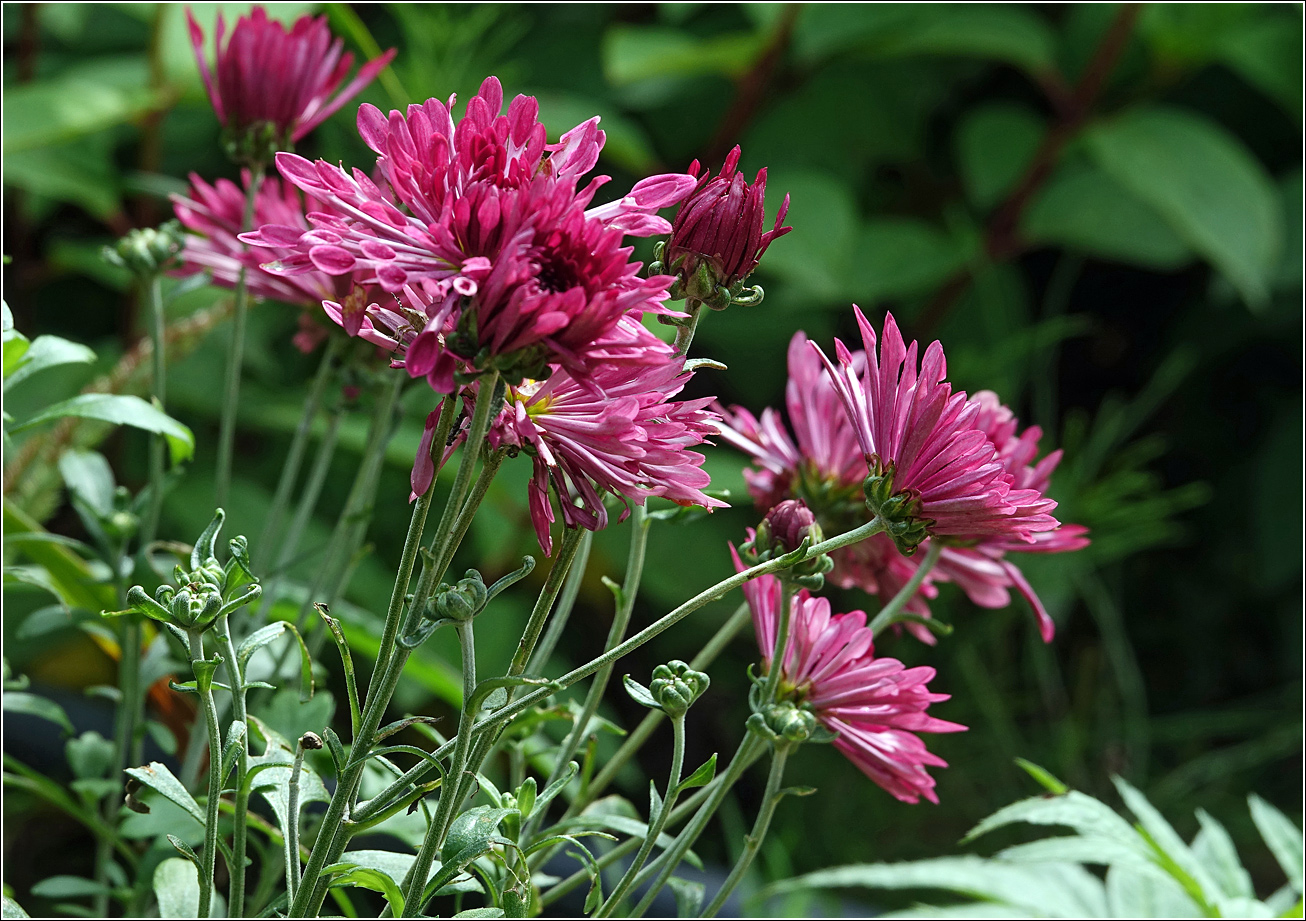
[3,2,1301,914]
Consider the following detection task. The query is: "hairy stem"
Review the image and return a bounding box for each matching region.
[761,579,794,703]
[286,740,308,902]
[216,615,250,916]
[189,629,222,919]
[528,528,592,674]
[142,273,167,547]
[699,746,790,917]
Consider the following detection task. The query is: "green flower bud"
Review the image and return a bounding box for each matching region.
[747,701,819,749]
[648,660,710,717]
[102,221,184,277]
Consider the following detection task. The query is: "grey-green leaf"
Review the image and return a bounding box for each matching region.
[1192,808,1254,900]
[125,762,204,825]
[1248,794,1304,893]
[10,393,195,463]
[4,691,75,735]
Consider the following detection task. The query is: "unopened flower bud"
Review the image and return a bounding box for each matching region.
[757,499,822,555]
[649,660,710,717]
[299,732,324,750]
[747,701,818,749]
[103,222,184,277]
[430,570,489,622]
[660,146,791,310]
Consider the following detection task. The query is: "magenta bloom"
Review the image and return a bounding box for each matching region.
[733,545,964,804]
[487,347,728,554]
[661,146,791,306]
[172,170,394,352]
[245,78,697,390]
[814,308,1058,550]
[187,7,395,155]
[932,391,1090,642]
[717,332,940,630]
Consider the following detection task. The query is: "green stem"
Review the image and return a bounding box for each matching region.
[699,746,791,917]
[628,734,766,917]
[94,613,141,915]
[215,166,265,511]
[143,273,167,547]
[579,602,749,814]
[761,580,794,703]
[286,741,307,902]
[506,526,586,680]
[868,540,943,636]
[400,619,477,916]
[216,615,250,917]
[673,299,705,355]
[597,713,686,916]
[257,332,343,570]
[527,529,592,675]
[188,629,222,919]
[480,519,887,733]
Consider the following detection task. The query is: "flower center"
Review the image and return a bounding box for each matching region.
[512,379,553,417]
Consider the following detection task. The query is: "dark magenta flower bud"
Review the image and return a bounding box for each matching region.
[656,146,791,310]
[757,499,822,555]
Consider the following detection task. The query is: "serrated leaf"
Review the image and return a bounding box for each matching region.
[1249,794,1304,893]
[963,791,1144,849]
[1193,808,1254,900]
[10,393,194,463]
[998,834,1152,867]
[2,895,30,918]
[1105,862,1203,918]
[1113,776,1219,905]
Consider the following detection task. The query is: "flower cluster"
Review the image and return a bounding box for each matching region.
[734,545,965,804]
[188,7,395,164]
[245,77,697,392]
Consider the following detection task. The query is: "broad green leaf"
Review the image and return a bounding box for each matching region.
[1218,14,1303,119]
[327,866,405,915]
[10,393,195,464]
[153,857,225,918]
[1085,106,1281,308]
[768,857,1108,917]
[3,335,96,395]
[29,876,110,899]
[246,722,330,840]
[1105,862,1203,918]
[3,691,75,735]
[1248,794,1304,893]
[324,850,478,894]
[2,72,163,154]
[956,103,1045,210]
[854,218,969,301]
[124,762,204,825]
[759,171,857,300]
[441,806,517,867]
[1022,161,1194,270]
[1,895,30,918]
[2,141,121,221]
[998,834,1149,867]
[622,675,660,711]
[1192,808,1254,900]
[57,450,116,519]
[66,731,114,781]
[879,6,1057,76]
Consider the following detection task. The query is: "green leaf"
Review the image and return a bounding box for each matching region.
[879,6,1057,76]
[1249,794,1304,893]
[963,791,1145,850]
[236,621,313,701]
[530,761,578,822]
[3,335,96,394]
[768,858,1108,916]
[452,910,505,919]
[327,866,405,916]
[759,171,857,299]
[956,103,1045,210]
[440,806,517,867]
[998,835,1155,867]
[10,394,195,463]
[29,876,111,899]
[622,675,660,711]
[246,720,329,840]
[1085,106,1281,308]
[219,720,246,784]
[1218,14,1303,119]
[602,25,765,86]
[1014,758,1070,795]
[124,762,204,825]
[66,731,114,781]
[4,691,75,736]
[1113,776,1219,907]
[2,72,164,154]
[1105,862,1203,918]
[374,715,444,744]
[677,753,718,794]
[2,895,30,918]
[1022,160,1195,270]
[468,675,553,714]
[1192,808,1254,901]
[153,857,226,919]
[57,450,115,519]
[853,218,969,302]
[2,141,121,221]
[668,876,705,917]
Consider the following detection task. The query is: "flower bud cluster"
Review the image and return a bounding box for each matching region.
[427,570,490,623]
[102,221,185,277]
[747,701,819,749]
[125,511,260,634]
[648,660,710,718]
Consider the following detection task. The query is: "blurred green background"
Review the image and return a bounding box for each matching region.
[3,2,1301,913]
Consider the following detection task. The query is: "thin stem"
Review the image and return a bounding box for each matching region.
[286,741,307,902]
[597,713,686,916]
[761,580,794,703]
[215,166,265,510]
[400,619,477,916]
[699,746,791,917]
[506,526,586,680]
[94,613,141,915]
[142,273,167,547]
[868,540,943,636]
[528,529,592,674]
[673,299,706,356]
[580,602,749,813]
[257,332,343,570]
[216,616,250,917]
[481,519,887,732]
[188,629,222,919]
[628,734,766,917]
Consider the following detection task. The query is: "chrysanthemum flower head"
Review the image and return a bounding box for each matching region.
[486,347,727,555]
[733,545,964,803]
[245,78,697,392]
[814,308,1057,554]
[187,6,395,165]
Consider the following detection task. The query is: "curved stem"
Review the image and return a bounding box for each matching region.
[868,540,942,636]
[215,166,264,510]
[761,580,794,703]
[673,299,706,356]
[257,332,343,570]
[699,746,790,917]
[597,713,686,916]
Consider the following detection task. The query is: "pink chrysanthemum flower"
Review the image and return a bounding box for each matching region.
[733,546,964,804]
[931,391,1090,642]
[244,78,696,390]
[187,7,395,159]
[486,347,728,555]
[171,170,394,353]
[716,332,940,631]
[814,308,1059,552]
